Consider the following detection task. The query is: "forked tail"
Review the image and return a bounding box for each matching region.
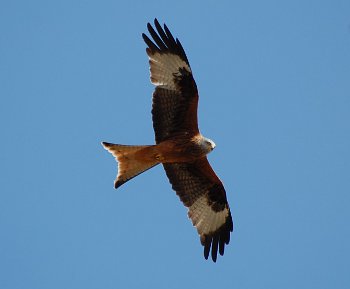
[101,142,159,188]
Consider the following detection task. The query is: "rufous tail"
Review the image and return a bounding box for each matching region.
[101,142,159,189]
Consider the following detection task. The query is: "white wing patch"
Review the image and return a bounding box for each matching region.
[147,52,191,90]
[188,195,229,236]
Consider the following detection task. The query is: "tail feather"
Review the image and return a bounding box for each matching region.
[102,142,159,188]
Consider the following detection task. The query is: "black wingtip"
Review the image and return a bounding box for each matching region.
[219,239,225,256]
[142,33,159,52]
[204,250,209,260]
[143,19,190,66]
[211,235,219,262]
[203,236,211,260]
[201,211,234,262]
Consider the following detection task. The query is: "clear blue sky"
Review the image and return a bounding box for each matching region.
[1,1,350,288]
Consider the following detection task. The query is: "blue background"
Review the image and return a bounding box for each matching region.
[1,1,350,288]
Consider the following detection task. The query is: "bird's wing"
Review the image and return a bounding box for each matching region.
[142,19,199,144]
[163,157,233,262]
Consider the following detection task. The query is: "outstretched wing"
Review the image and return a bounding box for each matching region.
[142,19,199,144]
[163,158,233,262]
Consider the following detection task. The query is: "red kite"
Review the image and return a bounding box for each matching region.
[102,19,233,262]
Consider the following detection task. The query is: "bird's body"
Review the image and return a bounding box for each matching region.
[102,133,214,187]
[156,133,216,162]
[102,19,233,262]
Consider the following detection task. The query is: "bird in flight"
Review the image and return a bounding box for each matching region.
[102,19,233,262]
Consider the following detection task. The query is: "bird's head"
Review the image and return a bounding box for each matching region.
[206,138,216,151]
[199,136,216,154]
